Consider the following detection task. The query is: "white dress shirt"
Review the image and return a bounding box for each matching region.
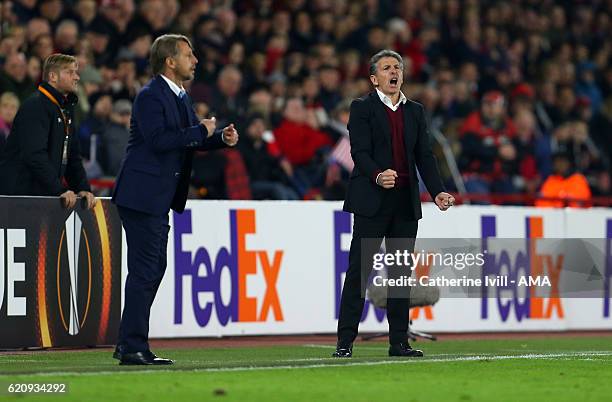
[375,88,407,111]
[160,74,185,97]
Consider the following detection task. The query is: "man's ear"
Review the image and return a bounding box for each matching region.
[165,56,175,70]
[370,75,378,87]
[48,71,57,83]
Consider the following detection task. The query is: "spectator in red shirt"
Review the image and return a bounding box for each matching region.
[273,97,334,195]
[273,97,333,166]
[459,91,518,197]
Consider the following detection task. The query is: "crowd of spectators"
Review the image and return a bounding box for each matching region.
[1,0,611,203]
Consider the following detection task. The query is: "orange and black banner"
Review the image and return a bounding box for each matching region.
[0,197,122,349]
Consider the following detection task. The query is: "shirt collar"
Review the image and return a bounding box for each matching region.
[160,74,185,97]
[375,88,407,111]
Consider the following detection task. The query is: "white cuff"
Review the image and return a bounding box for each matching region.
[375,172,383,185]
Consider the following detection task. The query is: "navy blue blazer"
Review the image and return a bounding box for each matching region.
[112,75,226,215]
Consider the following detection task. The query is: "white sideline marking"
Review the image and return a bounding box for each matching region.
[302,344,612,355]
[1,351,611,378]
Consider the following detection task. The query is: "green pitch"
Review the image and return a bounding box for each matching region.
[1,336,612,402]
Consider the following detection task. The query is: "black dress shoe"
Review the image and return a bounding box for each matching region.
[119,351,155,365]
[145,351,174,365]
[112,346,123,361]
[332,344,353,358]
[388,342,424,357]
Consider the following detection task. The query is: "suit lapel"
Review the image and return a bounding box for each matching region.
[370,93,392,145]
[156,76,183,128]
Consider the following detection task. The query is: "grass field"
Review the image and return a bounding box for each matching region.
[1,335,612,402]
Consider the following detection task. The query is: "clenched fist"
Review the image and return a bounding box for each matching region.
[376,169,398,189]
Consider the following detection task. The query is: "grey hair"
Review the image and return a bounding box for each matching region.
[369,49,403,75]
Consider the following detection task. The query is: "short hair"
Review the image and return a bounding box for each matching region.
[369,49,403,75]
[218,64,242,80]
[55,19,78,36]
[149,34,193,76]
[42,54,77,81]
[0,92,20,108]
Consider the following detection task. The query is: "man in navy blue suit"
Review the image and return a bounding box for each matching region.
[112,34,239,365]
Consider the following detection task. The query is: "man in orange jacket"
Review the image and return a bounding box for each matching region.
[536,152,591,207]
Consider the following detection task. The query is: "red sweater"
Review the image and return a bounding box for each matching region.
[273,120,333,165]
[384,105,410,188]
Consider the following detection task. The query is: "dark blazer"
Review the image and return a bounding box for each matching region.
[112,75,226,216]
[343,92,445,219]
[0,82,90,196]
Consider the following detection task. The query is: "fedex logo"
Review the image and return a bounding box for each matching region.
[333,211,435,322]
[480,216,563,322]
[174,209,283,327]
[334,211,385,322]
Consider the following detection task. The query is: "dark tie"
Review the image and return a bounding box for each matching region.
[177,90,191,126]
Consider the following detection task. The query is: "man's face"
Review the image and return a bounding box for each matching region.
[370,56,403,97]
[320,68,339,91]
[0,98,19,123]
[247,118,265,140]
[482,100,504,120]
[284,98,306,123]
[553,157,571,176]
[93,95,112,118]
[86,32,109,53]
[4,54,27,82]
[114,111,131,128]
[27,18,51,43]
[170,40,198,82]
[249,89,271,111]
[56,25,78,49]
[218,69,242,97]
[54,62,80,93]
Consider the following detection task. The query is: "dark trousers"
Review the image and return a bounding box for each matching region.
[338,188,418,345]
[116,205,170,353]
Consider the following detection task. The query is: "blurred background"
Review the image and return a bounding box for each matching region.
[0,0,611,206]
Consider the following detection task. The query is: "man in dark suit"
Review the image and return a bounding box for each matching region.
[0,54,97,210]
[334,50,454,358]
[112,34,239,365]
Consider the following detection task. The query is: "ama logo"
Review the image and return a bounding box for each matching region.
[333,211,433,322]
[174,209,283,327]
[480,215,563,322]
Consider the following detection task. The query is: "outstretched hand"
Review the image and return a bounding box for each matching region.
[222,124,239,146]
